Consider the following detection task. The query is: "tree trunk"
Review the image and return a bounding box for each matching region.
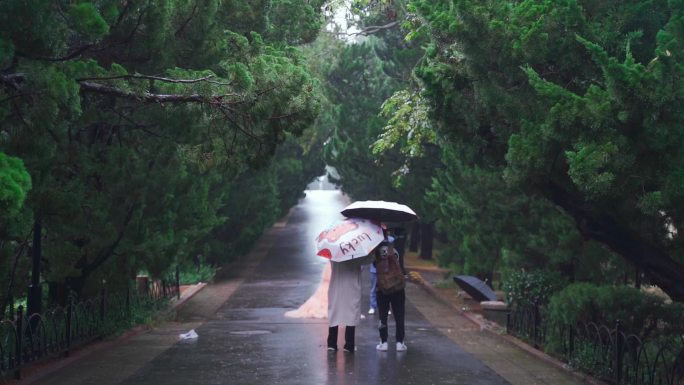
[27,220,42,318]
[70,204,136,296]
[419,222,434,260]
[1,237,29,318]
[66,276,86,298]
[541,180,684,302]
[48,281,68,307]
[409,221,420,252]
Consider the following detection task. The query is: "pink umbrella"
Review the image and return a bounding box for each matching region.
[315,217,384,262]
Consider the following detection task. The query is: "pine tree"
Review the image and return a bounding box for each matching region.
[409,0,684,300]
[0,0,325,300]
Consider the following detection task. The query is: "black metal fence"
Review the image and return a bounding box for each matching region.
[507,305,684,385]
[0,277,179,380]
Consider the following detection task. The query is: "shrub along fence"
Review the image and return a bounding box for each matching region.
[507,304,684,385]
[0,276,179,380]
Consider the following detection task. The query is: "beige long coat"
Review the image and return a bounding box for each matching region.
[327,254,373,327]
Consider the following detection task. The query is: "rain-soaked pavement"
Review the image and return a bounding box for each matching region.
[111,189,509,385]
[35,184,596,385]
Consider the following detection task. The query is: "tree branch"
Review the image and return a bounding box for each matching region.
[110,107,169,140]
[113,0,133,29]
[539,179,684,302]
[78,81,238,104]
[82,203,136,276]
[3,72,243,109]
[16,44,94,62]
[80,80,201,102]
[333,21,400,36]
[0,93,28,105]
[216,105,260,141]
[175,2,199,37]
[76,74,229,85]
[0,73,23,89]
[268,111,299,120]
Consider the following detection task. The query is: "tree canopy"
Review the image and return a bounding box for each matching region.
[0,0,326,302]
[317,0,684,302]
[406,0,684,300]
[3,0,684,307]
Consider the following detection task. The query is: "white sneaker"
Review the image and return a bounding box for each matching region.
[376,342,388,351]
[388,309,392,315]
[396,342,407,352]
[368,308,376,315]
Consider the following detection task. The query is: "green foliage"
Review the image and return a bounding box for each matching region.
[320,3,436,236]
[69,2,109,39]
[373,90,436,159]
[565,140,622,199]
[322,37,402,200]
[273,132,324,213]
[231,62,254,90]
[547,283,684,336]
[213,189,289,261]
[0,37,13,68]
[0,152,33,307]
[503,269,567,308]
[407,0,684,300]
[267,0,325,45]
[0,152,31,218]
[179,260,216,285]
[428,140,617,286]
[566,340,614,380]
[0,0,326,302]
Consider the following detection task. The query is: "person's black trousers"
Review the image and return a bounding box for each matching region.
[327,325,355,351]
[377,290,405,343]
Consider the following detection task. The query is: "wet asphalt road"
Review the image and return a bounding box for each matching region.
[120,190,510,385]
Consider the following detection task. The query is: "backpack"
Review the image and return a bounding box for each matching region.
[375,244,405,294]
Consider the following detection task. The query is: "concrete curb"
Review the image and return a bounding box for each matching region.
[12,325,150,385]
[172,282,208,310]
[408,270,608,385]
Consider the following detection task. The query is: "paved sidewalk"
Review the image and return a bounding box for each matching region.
[11,190,598,385]
[404,282,596,385]
[10,284,206,385]
[402,256,604,385]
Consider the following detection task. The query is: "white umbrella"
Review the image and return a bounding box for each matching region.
[315,217,383,262]
[340,200,418,222]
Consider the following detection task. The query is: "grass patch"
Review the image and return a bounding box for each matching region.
[179,262,216,285]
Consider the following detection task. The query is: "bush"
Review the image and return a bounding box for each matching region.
[567,340,614,380]
[547,283,684,338]
[179,260,216,285]
[502,269,567,308]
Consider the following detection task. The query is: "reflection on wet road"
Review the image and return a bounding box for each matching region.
[121,189,510,385]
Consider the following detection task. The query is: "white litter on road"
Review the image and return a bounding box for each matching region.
[179,329,199,340]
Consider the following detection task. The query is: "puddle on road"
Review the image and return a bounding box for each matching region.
[228,330,273,336]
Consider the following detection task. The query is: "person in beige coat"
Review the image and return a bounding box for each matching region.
[327,254,373,353]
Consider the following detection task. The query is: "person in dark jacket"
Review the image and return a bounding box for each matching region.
[374,229,407,352]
